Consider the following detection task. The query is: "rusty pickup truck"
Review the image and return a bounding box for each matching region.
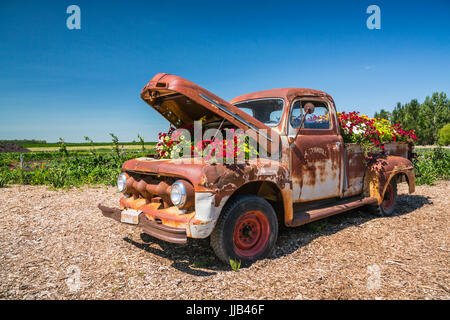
[99,73,415,264]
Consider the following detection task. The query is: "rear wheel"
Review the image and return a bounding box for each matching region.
[370,178,398,216]
[210,195,278,265]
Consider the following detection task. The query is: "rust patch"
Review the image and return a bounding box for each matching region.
[122,157,290,208]
[291,134,342,202]
[364,155,415,204]
[202,159,290,207]
[119,196,198,229]
[343,143,366,197]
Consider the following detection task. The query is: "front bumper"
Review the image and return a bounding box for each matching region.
[98,204,187,244]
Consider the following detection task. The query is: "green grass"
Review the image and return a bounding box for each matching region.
[0,151,153,188]
[192,256,211,268]
[414,147,450,185]
[20,142,157,148]
[306,220,328,233]
[0,138,158,188]
[27,143,156,152]
[0,171,9,188]
[0,146,448,189]
[229,259,241,271]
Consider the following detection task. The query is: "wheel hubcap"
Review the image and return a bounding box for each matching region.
[233,211,270,257]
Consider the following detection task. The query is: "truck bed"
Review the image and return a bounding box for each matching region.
[343,142,412,197]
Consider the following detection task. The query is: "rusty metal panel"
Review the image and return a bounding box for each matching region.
[342,142,412,198]
[119,156,292,230]
[122,157,290,202]
[364,155,415,204]
[383,142,410,158]
[291,135,343,202]
[290,196,378,226]
[343,143,365,197]
[120,196,195,228]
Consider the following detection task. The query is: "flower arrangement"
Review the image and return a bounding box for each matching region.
[337,111,417,158]
[155,126,178,159]
[155,126,258,163]
[155,112,417,163]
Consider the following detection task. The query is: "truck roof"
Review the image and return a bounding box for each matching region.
[230,88,331,105]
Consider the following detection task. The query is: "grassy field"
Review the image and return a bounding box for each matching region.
[0,140,158,188]
[0,144,448,189]
[27,143,156,152]
[18,141,156,148]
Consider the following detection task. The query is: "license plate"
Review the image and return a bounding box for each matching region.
[121,209,141,225]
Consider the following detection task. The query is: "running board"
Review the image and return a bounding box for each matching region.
[290,196,378,227]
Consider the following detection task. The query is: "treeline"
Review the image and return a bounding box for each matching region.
[374,92,450,145]
[0,139,47,145]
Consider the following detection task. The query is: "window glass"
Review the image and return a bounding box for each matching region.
[290,101,302,128]
[235,99,284,127]
[290,101,330,129]
[239,107,254,117]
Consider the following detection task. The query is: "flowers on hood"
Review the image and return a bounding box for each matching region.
[155,126,258,162]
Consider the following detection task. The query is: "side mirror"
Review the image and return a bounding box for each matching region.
[289,102,315,146]
[303,102,315,115]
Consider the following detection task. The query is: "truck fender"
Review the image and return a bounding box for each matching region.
[363,155,415,205]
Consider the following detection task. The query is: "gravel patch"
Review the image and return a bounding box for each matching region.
[0,182,448,300]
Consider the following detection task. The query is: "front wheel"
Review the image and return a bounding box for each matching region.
[210,195,278,265]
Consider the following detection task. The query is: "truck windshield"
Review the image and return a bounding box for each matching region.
[234,98,284,127]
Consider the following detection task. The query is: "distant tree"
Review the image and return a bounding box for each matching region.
[419,92,450,145]
[374,109,391,120]
[438,123,450,146]
[400,99,422,141]
[391,102,405,127]
[0,139,46,145]
[378,92,449,145]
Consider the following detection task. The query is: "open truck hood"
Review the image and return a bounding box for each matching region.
[140,73,279,154]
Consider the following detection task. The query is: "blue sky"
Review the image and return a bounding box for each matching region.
[1,0,449,142]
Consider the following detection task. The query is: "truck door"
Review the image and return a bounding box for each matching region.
[288,98,343,202]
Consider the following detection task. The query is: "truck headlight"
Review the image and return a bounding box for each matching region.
[117,173,127,193]
[170,180,194,209]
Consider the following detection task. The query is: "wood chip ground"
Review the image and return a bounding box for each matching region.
[0,182,448,299]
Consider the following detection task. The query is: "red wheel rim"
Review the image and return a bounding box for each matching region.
[382,182,395,211]
[233,211,270,257]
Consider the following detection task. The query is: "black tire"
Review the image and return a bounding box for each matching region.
[370,178,398,217]
[210,195,278,265]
